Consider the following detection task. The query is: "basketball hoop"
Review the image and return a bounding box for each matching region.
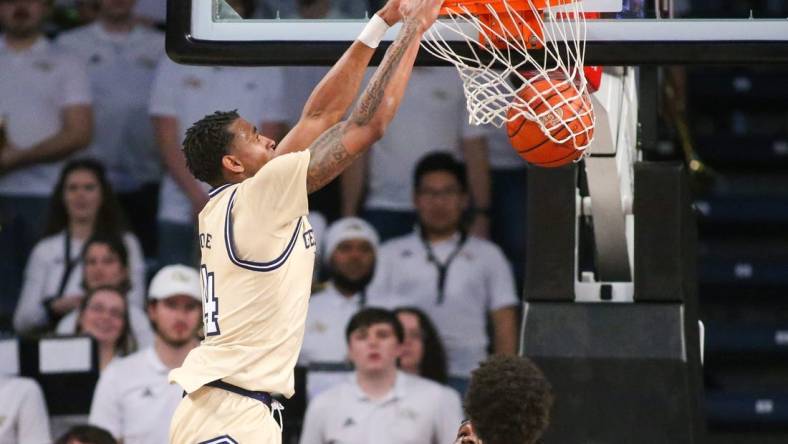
[422,0,595,154]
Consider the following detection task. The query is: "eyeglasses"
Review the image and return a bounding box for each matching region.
[416,187,463,199]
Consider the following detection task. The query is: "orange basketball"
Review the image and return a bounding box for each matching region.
[507,78,594,168]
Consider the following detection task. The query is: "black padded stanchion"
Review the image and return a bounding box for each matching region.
[522,162,705,443]
[523,302,705,443]
[524,164,577,302]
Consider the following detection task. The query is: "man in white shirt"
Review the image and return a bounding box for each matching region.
[370,152,519,394]
[57,0,164,257]
[88,264,202,444]
[341,67,491,241]
[0,0,92,322]
[300,308,463,444]
[0,376,51,444]
[301,217,379,367]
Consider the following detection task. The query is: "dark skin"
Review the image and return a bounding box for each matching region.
[455,420,482,444]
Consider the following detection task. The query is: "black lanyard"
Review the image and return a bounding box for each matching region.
[420,230,468,305]
[55,230,81,299]
[358,290,367,309]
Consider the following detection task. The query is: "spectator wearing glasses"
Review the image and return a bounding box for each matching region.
[369,152,519,395]
[77,285,137,371]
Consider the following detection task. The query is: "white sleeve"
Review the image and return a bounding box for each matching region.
[17,379,52,444]
[60,54,92,107]
[13,243,51,333]
[55,311,78,335]
[298,396,326,444]
[435,388,464,444]
[123,233,147,310]
[149,56,178,117]
[485,244,519,311]
[88,365,123,439]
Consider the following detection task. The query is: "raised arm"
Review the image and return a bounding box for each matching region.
[276,1,403,156]
[305,0,442,194]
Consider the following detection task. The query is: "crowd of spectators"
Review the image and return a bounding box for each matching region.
[0,0,541,443]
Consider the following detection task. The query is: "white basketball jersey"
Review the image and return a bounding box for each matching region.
[169,151,316,398]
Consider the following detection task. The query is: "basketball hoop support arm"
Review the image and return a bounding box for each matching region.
[575,67,639,303]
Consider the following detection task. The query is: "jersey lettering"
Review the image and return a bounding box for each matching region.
[302,229,316,249]
[200,265,220,336]
[200,233,213,249]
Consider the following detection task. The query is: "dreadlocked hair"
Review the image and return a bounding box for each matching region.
[182,110,239,185]
[464,355,554,444]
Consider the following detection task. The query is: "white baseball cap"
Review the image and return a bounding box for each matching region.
[323,217,379,265]
[148,265,201,302]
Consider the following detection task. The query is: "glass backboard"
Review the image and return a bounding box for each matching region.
[166,0,788,66]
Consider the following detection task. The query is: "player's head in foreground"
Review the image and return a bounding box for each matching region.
[413,152,469,239]
[456,355,553,444]
[345,308,405,376]
[182,110,278,187]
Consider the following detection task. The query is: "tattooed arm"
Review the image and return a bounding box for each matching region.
[275,1,402,157]
[304,0,442,193]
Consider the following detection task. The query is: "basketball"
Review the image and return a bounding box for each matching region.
[507,77,595,168]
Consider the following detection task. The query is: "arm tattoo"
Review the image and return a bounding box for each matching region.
[350,21,420,126]
[306,123,356,194]
[306,21,421,194]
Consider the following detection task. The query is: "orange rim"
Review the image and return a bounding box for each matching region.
[439,0,576,16]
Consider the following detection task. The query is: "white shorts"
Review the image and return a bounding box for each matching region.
[170,385,281,444]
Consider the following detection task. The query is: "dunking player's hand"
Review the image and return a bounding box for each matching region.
[400,0,443,31]
[377,0,405,25]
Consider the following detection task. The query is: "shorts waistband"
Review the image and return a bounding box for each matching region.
[205,380,273,409]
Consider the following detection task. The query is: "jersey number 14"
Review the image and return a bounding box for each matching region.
[200,265,220,336]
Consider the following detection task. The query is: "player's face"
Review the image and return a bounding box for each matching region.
[79,289,126,347]
[414,171,468,237]
[63,169,103,225]
[227,117,277,180]
[99,0,135,22]
[83,244,128,290]
[0,0,47,38]
[454,420,483,444]
[396,311,424,374]
[330,239,376,283]
[348,323,402,375]
[148,295,202,348]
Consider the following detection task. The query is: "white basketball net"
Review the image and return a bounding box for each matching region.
[421,0,595,151]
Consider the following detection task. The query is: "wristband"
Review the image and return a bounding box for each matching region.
[357,14,390,49]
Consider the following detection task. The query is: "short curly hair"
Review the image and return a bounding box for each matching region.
[464,355,553,444]
[182,110,239,185]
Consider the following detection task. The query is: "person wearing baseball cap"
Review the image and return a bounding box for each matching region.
[88,265,203,444]
[299,217,380,374]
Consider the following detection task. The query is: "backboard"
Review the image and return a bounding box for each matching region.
[166,0,788,66]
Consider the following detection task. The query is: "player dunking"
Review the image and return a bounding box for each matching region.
[168,0,443,442]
